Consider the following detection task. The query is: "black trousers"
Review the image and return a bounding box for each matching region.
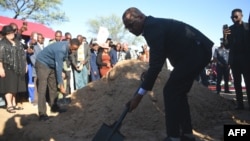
[65,70,71,94]
[196,69,209,87]
[216,65,230,93]
[35,61,58,115]
[231,59,250,107]
[163,43,212,137]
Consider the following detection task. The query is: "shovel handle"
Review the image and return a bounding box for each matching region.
[113,83,141,128]
[114,107,129,129]
[105,107,129,141]
[106,85,142,141]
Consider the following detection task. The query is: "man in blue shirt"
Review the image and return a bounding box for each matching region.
[35,38,80,121]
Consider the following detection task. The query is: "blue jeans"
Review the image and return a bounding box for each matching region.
[74,65,89,89]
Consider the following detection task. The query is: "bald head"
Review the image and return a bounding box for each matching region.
[122,7,145,22]
[122,7,146,36]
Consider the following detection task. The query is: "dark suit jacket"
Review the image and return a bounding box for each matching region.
[224,22,250,65]
[90,50,99,73]
[109,48,118,66]
[30,44,43,77]
[141,16,214,91]
[70,43,91,70]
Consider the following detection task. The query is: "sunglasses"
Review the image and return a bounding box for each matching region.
[231,15,239,19]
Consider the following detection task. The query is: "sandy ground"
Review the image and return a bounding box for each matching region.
[0,60,249,141]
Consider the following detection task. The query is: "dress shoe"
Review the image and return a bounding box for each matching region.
[57,97,71,106]
[164,137,180,141]
[164,136,195,141]
[234,105,244,110]
[39,114,49,121]
[181,135,196,141]
[51,105,67,113]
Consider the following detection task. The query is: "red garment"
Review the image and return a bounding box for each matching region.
[100,53,111,77]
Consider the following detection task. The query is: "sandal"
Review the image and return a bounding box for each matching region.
[6,106,16,113]
[13,106,24,110]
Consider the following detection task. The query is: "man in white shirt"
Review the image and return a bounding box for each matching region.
[71,35,90,89]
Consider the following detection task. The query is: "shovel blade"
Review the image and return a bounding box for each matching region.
[92,123,125,141]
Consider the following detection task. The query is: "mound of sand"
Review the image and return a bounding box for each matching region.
[0,60,235,141]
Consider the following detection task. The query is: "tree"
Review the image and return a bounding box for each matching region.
[0,0,68,25]
[86,14,145,47]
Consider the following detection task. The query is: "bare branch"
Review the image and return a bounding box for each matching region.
[0,0,67,25]
[19,0,27,10]
[21,1,37,20]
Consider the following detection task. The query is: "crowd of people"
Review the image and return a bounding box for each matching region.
[0,21,150,118]
[0,6,249,141]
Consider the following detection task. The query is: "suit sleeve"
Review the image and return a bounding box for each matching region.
[85,44,91,63]
[109,50,115,65]
[90,53,98,72]
[141,30,167,91]
[213,49,218,59]
[29,46,38,65]
[223,26,233,50]
[69,52,77,68]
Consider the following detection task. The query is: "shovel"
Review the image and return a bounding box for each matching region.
[92,72,146,141]
[92,106,129,141]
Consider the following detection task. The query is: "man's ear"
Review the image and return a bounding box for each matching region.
[136,14,145,21]
[138,14,146,21]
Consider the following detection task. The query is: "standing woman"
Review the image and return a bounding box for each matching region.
[97,43,112,78]
[0,25,27,113]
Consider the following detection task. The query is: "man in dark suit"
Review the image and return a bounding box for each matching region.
[122,7,213,141]
[223,8,250,110]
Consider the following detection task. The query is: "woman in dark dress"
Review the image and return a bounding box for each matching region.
[0,25,27,113]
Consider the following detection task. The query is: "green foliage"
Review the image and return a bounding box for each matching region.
[0,0,68,25]
[87,14,145,46]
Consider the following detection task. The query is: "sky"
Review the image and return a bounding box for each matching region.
[1,0,250,47]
